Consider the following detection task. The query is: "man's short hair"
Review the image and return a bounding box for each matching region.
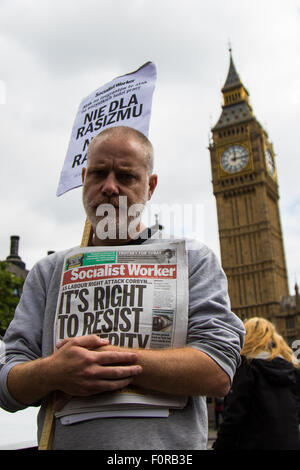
[87,126,154,174]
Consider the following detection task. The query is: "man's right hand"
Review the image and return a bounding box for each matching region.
[7,334,142,406]
[52,335,142,396]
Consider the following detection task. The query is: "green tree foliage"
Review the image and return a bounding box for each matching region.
[0,261,24,336]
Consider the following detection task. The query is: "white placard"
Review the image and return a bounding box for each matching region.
[57,61,157,196]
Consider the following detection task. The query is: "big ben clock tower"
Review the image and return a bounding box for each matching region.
[209,50,289,321]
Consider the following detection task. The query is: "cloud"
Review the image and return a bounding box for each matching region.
[0,0,299,295]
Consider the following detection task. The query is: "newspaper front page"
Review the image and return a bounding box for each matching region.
[53,241,189,424]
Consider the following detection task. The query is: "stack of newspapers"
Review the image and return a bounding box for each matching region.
[53,241,188,425]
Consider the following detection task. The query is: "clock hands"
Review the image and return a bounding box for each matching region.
[233,147,238,162]
[230,149,242,164]
[221,145,249,173]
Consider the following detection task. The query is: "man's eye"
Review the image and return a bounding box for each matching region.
[118,173,135,182]
[91,170,106,178]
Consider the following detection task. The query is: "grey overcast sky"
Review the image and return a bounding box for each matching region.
[0,0,300,293]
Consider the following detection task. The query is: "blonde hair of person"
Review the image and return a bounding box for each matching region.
[241,317,298,366]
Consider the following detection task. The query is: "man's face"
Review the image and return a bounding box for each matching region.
[82,131,157,244]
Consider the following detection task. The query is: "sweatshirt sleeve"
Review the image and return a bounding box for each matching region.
[0,260,49,412]
[186,241,245,382]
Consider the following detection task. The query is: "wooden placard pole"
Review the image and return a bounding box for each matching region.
[38,219,93,450]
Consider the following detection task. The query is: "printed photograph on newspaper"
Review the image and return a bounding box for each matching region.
[53,240,189,424]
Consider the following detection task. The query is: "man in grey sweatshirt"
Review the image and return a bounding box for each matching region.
[0,126,244,450]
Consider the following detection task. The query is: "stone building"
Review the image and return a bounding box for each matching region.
[208,50,300,344]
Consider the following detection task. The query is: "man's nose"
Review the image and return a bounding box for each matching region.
[101,172,119,196]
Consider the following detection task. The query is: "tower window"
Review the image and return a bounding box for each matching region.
[286,317,295,330]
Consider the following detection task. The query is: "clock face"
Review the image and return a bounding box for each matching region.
[265,149,275,177]
[221,145,249,174]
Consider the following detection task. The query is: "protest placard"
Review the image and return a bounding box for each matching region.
[56,61,157,196]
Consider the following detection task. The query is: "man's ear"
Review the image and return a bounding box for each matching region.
[82,167,86,183]
[148,174,158,200]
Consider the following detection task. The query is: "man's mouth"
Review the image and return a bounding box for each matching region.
[92,200,120,210]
